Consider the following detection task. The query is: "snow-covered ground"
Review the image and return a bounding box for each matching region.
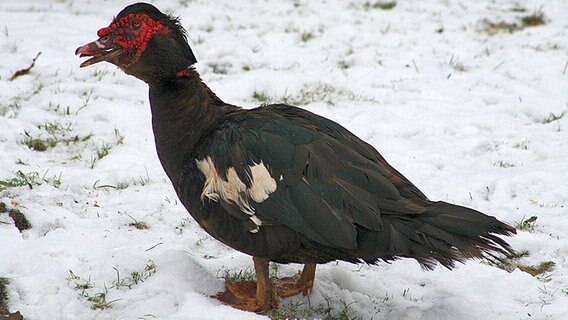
[1,0,567,319]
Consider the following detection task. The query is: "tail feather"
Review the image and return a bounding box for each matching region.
[359,201,516,269]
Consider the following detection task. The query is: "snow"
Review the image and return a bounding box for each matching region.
[1,0,567,319]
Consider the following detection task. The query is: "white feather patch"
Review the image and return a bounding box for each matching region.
[247,162,278,203]
[196,157,277,225]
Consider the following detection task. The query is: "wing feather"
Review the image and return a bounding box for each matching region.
[193,105,427,249]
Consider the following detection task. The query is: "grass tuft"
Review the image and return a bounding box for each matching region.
[114,128,125,145]
[72,276,115,310]
[485,250,555,279]
[300,31,315,42]
[113,261,157,289]
[217,263,281,283]
[69,261,157,310]
[481,19,521,34]
[493,160,515,168]
[518,261,555,277]
[521,9,546,27]
[448,54,469,72]
[515,215,538,231]
[364,1,397,10]
[266,296,362,320]
[21,120,92,152]
[89,131,125,168]
[541,110,566,124]
[252,90,272,104]
[129,221,149,230]
[481,8,547,34]
[0,170,62,192]
[122,212,150,230]
[219,267,256,283]
[130,261,157,285]
[252,83,368,107]
[87,290,118,310]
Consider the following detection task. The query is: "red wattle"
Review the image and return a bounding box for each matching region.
[97,27,111,37]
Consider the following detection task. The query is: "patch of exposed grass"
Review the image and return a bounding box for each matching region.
[0,97,21,118]
[540,110,566,124]
[89,131,124,168]
[481,19,522,34]
[364,1,397,10]
[481,8,547,35]
[252,83,367,107]
[24,137,53,151]
[71,276,116,310]
[493,160,516,168]
[521,9,546,27]
[515,215,538,232]
[219,267,256,283]
[300,31,315,42]
[21,120,92,152]
[266,296,362,320]
[513,139,530,150]
[129,221,149,230]
[134,169,150,186]
[448,54,469,72]
[95,142,111,161]
[252,90,272,104]
[0,170,62,192]
[70,261,157,310]
[0,172,32,191]
[282,84,357,106]
[112,260,157,289]
[485,250,555,279]
[217,263,281,283]
[130,262,157,285]
[91,168,150,191]
[113,128,125,145]
[87,290,117,310]
[121,211,150,230]
[518,261,555,277]
[337,59,351,70]
[97,144,111,159]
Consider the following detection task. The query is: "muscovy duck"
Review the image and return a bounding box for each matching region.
[76,2,516,312]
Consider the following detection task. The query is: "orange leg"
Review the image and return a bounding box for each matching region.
[215,256,279,311]
[273,263,316,297]
[253,256,280,310]
[215,259,317,312]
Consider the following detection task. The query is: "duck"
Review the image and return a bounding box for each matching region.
[76,2,515,311]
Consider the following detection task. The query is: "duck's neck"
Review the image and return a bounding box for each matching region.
[148,68,238,183]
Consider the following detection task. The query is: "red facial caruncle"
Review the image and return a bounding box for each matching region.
[98,13,169,59]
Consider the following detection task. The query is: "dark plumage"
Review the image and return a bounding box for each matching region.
[76,2,516,311]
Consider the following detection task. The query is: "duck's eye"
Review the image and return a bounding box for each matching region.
[132,20,141,29]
